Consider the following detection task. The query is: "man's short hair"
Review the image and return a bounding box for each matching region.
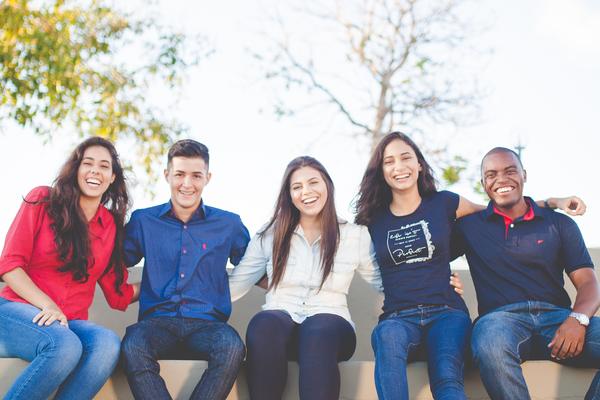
[167,139,209,167]
[480,147,524,173]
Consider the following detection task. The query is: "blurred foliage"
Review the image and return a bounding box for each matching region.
[0,0,209,184]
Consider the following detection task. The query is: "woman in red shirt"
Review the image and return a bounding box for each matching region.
[0,137,138,400]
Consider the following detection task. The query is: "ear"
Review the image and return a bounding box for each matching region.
[523,169,527,183]
[110,173,116,184]
[164,168,169,182]
[205,171,212,185]
[418,163,423,171]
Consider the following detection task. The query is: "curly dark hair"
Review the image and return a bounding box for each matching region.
[354,131,437,225]
[46,137,130,292]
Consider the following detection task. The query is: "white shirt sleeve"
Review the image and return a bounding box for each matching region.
[355,225,383,292]
[228,232,269,301]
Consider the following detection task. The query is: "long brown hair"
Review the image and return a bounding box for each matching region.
[354,132,437,225]
[260,156,340,291]
[46,137,130,292]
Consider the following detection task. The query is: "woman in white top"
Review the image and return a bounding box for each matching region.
[228,156,384,400]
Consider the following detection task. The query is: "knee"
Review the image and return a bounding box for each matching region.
[246,312,284,348]
[93,329,121,365]
[214,326,245,364]
[120,325,149,362]
[471,319,515,366]
[371,321,411,359]
[43,329,83,371]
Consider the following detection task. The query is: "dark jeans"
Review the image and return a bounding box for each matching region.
[371,305,471,400]
[472,301,600,400]
[120,316,245,400]
[245,310,356,400]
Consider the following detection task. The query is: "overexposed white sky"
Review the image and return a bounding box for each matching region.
[1,0,598,248]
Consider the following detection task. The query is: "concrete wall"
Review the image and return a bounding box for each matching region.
[0,248,598,399]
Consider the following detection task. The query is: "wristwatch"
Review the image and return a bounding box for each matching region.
[569,312,590,327]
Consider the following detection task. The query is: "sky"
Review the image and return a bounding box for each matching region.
[1,0,599,248]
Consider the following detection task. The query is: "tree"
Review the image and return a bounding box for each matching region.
[0,0,209,182]
[255,0,485,184]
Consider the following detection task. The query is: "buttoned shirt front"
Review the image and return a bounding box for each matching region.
[228,222,382,327]
[124,201,250,321]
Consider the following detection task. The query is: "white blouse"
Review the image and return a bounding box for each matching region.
[228,222,382,327]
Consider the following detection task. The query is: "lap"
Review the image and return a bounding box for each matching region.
[0,299,81,360]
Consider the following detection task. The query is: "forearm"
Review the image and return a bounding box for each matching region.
[572,279,600,317]
[130,282,140,303]
[1,267,57,310]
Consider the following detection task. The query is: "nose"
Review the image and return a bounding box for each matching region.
[182,175,193,187]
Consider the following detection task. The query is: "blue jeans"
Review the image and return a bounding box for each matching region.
[0,298,121,400]
[245,310,356,400]
[121,316,245,400]
[472,301,600,400]
[371,305,471,400]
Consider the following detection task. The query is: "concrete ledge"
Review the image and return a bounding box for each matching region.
[0,358,595,399]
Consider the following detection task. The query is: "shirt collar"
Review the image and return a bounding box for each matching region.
[159,200,207,221]
[485,196,541,222]
[90,204,109,227]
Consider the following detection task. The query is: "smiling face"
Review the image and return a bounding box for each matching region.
[165,156,211,217]
[77,145,115,203]
[289,166,329,221]
[481,150,527,210]
[382,139,422,193]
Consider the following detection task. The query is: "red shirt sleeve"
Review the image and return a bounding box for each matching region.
[98,264,134,311]
[0,187,48,279]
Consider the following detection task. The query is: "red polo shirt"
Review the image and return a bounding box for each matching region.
[0,186,133,320]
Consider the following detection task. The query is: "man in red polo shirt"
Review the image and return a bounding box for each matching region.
[453,147,600,400]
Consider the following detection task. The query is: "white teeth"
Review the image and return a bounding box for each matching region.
[394,174,410,180]
[86,178,101,186]
[303,197,318,205]
[496,186,514,193]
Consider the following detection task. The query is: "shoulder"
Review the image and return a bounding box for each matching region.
[128,203,167,225]
[205,205,243,224]
[433,190,459,204]
[24,186,51,203]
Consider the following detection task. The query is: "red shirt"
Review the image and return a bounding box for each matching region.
[0,186,133,320]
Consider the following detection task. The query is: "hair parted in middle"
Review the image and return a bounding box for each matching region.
[354,131,437,226]
[260,156,341,291]
[46,136,130,292]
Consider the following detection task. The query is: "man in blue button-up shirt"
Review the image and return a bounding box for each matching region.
[121,139,250,400]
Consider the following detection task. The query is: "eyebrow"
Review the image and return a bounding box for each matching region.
[83,156,111,164]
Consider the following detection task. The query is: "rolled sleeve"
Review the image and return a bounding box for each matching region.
[0,188,47,279]
[98,266,134,311]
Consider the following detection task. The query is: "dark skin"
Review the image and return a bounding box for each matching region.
[548,268,600,359]
[482,150,600,361]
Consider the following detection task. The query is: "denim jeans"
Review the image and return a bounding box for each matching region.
[0,298,121,400]
[121,316,245,400]
[472,301,600,400]
[371,305,471,400]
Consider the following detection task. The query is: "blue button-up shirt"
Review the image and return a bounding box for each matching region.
[124,201,250,321]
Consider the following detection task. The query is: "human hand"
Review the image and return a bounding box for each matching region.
[548,317,586,360]
[450,272,464,296]
[32,304,68,327]
[556,196,586,216]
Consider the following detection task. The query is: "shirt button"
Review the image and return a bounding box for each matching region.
[183,225,188,230]
[510,224,514,228]
[182,248,187,254]
[180,273,185,278]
